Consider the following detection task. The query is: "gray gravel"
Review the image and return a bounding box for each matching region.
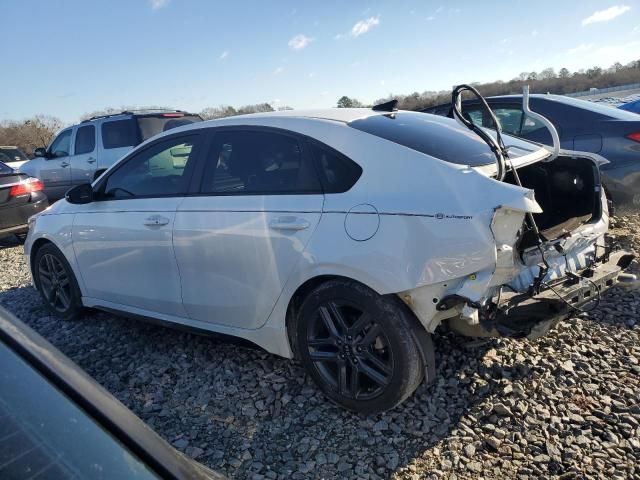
[1,216,640,479]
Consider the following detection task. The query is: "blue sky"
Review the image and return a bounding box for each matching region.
[1,0,639,122]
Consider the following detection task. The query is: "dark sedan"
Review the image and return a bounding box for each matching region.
[0,305,223,479]
[423,94,640,211]
[0,160,48,239]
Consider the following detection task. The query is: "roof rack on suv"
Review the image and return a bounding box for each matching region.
[81,109,191,123]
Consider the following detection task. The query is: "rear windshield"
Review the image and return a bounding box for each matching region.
[136,115,202,142]
[0,148,28,163]
[349,111,540,166]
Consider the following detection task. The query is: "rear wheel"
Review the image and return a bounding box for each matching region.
[296,279,426,413]
[33,243,83,320]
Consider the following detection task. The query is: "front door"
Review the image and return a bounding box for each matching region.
[174,128,324,329]
[40,128,73,200]
[70,124,97,185]
[72,133,203,317]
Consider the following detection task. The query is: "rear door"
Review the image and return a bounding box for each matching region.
[70,124,97,185]
[97,118,139,171]
[173,127,324,329]
[38,128,73,200]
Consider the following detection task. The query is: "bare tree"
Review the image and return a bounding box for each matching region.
[0,115,65,156]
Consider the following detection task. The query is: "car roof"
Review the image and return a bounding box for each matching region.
[204,108,394,125]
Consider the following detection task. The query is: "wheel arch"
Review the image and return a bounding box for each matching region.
[284,274,435,384]
[29,237,56,280]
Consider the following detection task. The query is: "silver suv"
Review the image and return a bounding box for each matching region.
[19,110,202,201]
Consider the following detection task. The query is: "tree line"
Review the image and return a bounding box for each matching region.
[2,59,639,158]
[339,59,640,110]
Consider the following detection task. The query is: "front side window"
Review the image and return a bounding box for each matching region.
[101,119,138,149]
[49,130,72,158]
[74,125,96,155]
[102,135,198,199]
[201,130,321,194]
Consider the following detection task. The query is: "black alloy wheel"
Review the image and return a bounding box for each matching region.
[306,299,394,401]
[38,253,72,313]
[297,279,428,413]
[33,243,83,320]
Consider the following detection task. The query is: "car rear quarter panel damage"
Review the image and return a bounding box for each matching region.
[256,121,547,356]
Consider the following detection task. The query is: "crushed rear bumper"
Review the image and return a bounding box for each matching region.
[480,250,635,338]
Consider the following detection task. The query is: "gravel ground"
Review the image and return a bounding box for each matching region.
[1,216,639,480]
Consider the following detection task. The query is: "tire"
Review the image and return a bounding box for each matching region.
[33,243,84,321]
[296,279,426,414]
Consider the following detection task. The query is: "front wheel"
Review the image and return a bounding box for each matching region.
[33,243,84,320]
[296,279,427,414]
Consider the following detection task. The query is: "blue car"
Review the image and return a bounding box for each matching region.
[619,99,640,114]
[423,94,640,211]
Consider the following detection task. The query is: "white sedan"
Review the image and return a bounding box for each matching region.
[25,105,633,413]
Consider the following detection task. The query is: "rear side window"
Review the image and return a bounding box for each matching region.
[101,119,138,149]
[201,130,321,195]
[136,115,202,142]
[74,125,96,155]
[308,142,362,193]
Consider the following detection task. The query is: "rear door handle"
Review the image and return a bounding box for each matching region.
[87,157,96,164]
[269,216,310,231]
[60,162,70,167]
[143,215,170,226]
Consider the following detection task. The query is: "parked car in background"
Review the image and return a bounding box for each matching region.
[0,306,221,479]
[423,94,640,211]
[0,146,30,169]
[0,160,47,240]
[25,106,633,413]
[618,98,640,114]
[19,110,202,202]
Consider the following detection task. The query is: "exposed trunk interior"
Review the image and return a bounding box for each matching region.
[506,156,601,243]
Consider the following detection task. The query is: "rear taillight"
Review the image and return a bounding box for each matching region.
[9,178,44,197]
[626,132,640,143]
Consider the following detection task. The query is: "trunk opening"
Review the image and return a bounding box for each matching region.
[505,156,602,246]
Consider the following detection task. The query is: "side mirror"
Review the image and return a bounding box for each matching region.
[34,147,47,158]
[65,183,93,204]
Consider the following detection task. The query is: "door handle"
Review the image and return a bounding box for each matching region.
[87,157,96,164]
[269,216,310,231]
[60,162,70,167]
[143,215,170,226]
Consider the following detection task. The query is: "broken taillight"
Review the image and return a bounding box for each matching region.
[626,132,640,143]
[9,178,44,197]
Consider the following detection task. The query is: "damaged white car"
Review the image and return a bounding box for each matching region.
[25,87,635,413]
